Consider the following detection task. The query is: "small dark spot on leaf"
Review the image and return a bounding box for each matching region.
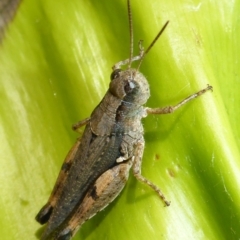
[167,168,175,178]
[20,198,29,206]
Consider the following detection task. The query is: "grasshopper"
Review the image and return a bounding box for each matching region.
[35,0,212,239]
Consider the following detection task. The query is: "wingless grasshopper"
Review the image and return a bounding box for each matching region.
[35,0,213,239]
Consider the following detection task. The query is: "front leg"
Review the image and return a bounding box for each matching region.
[72,117,90,131]
[146,85,212,115]
[132,140,170,206]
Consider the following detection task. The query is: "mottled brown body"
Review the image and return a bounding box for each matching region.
[35,1,212,239]
[36,70,153,239]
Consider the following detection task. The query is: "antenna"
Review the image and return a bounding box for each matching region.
[127,0,133,69]
[136,21,169,72]
[112,1,169,71]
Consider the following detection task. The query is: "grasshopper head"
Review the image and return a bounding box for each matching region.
[109,68,150,106]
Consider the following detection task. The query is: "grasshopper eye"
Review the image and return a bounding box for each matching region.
[110,69,121,80]
[124,80,136,93]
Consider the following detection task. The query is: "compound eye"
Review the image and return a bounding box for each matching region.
[110,69,121,81]
[124,80,135,93]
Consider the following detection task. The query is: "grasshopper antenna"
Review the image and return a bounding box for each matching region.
[127,0,133,69]
[136,21,169,72]
[112,2,169,71]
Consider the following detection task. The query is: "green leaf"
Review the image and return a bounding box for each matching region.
[0,0,239,239]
